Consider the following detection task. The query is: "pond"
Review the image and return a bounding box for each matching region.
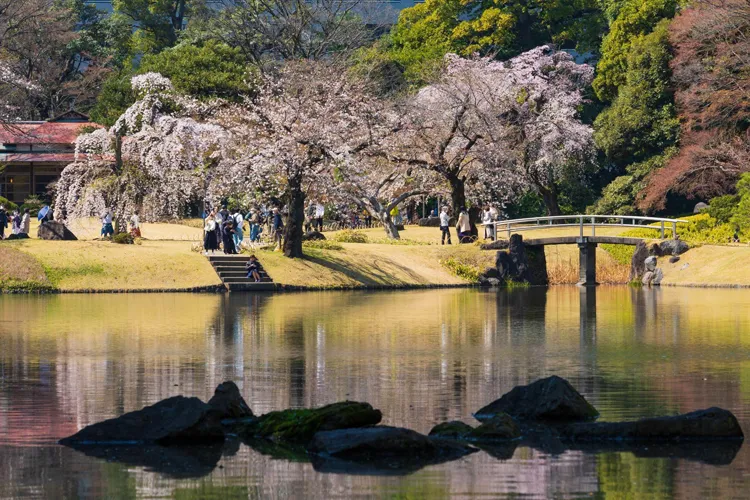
[0,287,749,499]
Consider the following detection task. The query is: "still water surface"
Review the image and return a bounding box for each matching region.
[0,287,749,499]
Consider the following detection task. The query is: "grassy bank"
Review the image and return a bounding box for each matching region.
[2,220,750,292]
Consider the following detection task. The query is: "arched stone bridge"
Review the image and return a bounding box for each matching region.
[484,215,689,286]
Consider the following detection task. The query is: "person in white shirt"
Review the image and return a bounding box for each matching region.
[439,206,452,245]
[482,206,495,240]
[20,208,30,234]
[315,203,325,231]
[101,209,114,238]
[457,209,471,243]
[129,212,141,238]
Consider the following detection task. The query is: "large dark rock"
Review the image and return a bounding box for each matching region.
[493,234,548,285]
[559,407,744,442]
[418,217,441,227]
[474,376,599,423]
[302,231,326,241]
[239,401,382,443]
[38,221,77,240]
[307,426,478,471]
[629,241,649,281]
[5,233,29,240]
[208,381,253,419]
[59,396,225,445]
[659,238,689,256]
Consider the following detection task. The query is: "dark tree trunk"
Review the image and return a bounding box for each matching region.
[539,184,561,217]
[447,170,477,235]
[378,210,400,239]
[283,174,305,258]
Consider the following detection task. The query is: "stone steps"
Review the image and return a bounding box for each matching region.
[207,255,274,291]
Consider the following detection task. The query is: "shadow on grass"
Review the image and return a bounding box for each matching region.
[303,250,427,286]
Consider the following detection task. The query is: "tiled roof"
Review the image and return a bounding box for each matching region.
[0,153,79,163]
[0,121,102,145]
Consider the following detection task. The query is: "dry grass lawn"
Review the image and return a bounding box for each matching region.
[9,239,220,291]
[660,245,750,286]
[0,245,51,289]
[26,218,203,241]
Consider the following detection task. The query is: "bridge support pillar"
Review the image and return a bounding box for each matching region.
[577,239,598,286]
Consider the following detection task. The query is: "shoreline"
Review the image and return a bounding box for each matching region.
[5,281,750,294]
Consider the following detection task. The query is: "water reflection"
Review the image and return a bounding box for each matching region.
[0,287,749,498]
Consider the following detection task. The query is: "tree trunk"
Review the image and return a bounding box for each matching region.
[446,170,477,235]
[283,174,305,258]
[538,184,562,217]
[378,210,400,239]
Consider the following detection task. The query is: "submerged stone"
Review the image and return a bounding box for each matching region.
[239,401,382,443]
[474,376,599,422]
[468,413,521,440]
[59,396,225,445]
[307,426,478,470]
[560,407,744,442]
[428,421,474,439]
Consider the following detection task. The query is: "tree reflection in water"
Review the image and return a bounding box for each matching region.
[0,287,748,498]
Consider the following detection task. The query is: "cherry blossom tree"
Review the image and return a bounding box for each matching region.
[396,46,595,220]
[54,72,229,227]
[330,156,442,239]
[218,60,392,256]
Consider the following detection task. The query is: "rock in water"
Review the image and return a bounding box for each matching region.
[560,407,744,442]
[468,413,521,440]
[208,381,253,419]
[239,401,382,443]
[59,396,225,445]
[37,221,77,240]
[645,256,657,272]
[474,376,599,422]
[308,426,477,466]
[429,421,475,439]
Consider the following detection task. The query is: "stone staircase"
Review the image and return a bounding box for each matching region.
[207,255,276,292]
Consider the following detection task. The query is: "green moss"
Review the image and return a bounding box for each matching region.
[302,240,344,251]
[43,263,107,287]
[239,401,382,443]
[331,230,369,243]
[0,280,57,293]
[505,279,531,289]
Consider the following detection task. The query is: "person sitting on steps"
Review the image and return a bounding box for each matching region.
[245,255,262,282]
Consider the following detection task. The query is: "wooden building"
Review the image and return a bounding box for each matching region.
[0,111,100,204]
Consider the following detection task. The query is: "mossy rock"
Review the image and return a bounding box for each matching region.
[468,413,520,441]
[428,421,474,439]
[239,401,382,443]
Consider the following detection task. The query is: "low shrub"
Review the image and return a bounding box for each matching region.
[302,240,344,251]
[621,214,742,245]
[332,230,369,243]
[707,195,739,224]
[112,232,134,244]
[20,195,44,217]
[441,257,480,282]
[600,243,636,265]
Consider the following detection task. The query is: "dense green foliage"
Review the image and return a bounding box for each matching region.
[368,0,606,87]
[90,41,250,126]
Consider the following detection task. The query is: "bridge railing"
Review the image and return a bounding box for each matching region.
[484,215,689,241]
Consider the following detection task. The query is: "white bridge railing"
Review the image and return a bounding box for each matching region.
[485,214,690,241]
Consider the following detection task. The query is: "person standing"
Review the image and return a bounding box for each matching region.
[439,206,452,245]
[0,206,7,240]
[482,206,495,240]
[20,208,30,235]
[457,208,471,243]
[222,220,237,254]
[101,209,114,238]
[203,210,219,254]
[232,208,244,251]
[272,207,284,249]
[315,203,325,231]
[129,212,141,238]
[248,209,261,242]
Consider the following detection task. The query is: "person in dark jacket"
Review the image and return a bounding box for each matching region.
[0,206,7,240]
[271,207,283,249]
[222,220,237,254]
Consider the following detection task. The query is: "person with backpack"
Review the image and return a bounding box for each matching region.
[232,208,244,251]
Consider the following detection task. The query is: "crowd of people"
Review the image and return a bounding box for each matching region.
[0,205,48,240]
[435,204,501,244]
[203,205,285,255]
